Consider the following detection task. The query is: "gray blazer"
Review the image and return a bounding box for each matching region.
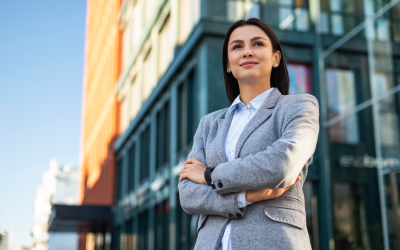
[178,88,319,250]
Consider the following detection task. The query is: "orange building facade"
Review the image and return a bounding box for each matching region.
[78,0,122,248]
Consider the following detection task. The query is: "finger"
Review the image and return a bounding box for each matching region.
[284,176,301,191]
[180,169,189,176]
[179,172,187,182]
[182,164,192,171]
[291,176,301,187]
[180,166,188,175]
[289,176,301,187]
[185,158,194,165]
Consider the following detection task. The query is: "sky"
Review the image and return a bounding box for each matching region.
[0,1,86,248]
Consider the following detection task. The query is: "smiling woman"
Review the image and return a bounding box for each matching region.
[178,18,319,250]
[222,19,290,105]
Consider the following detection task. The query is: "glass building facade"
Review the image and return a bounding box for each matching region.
[112,0,400,249]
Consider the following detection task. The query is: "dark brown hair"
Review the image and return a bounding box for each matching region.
[222,18,290,104]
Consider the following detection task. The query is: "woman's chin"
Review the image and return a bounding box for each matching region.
[236,74,266,83]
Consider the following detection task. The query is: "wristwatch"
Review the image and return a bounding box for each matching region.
[204,167,214,186]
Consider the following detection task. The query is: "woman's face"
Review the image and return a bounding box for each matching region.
[227,25,281,83]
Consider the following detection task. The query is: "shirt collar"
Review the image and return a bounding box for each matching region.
[229,87,275,113]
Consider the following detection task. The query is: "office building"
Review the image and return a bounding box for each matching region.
[113,0,400,249]
[33,159,79,250]
[49,0,400,249]
[0,231,8,250]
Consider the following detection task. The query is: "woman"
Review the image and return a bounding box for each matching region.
[178,18,319,250]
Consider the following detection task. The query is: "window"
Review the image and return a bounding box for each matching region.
[154,199,170,250]
[120,94,130,133]
[140,126,151,181]
[177,70,197,153]
[326,68,359,143]
[392,4,400,42]
[143,0,153,27]
[128,143,135,192]
[122,1,135,68]
[130,75,142,121]
[132,0,143,53]
[178,0,201,45]
[158,16,173,78]
[125,219,134,250]
[287,63,312,95]
[138,211,149,250]
[177,194,198,250]
[279,0,309,31]
[227,0,260,22]
[143,48,156,101]
[116,158,124,201]
[123,18,133,68]
[113,227,121,250]
[156,102,170,169]
[319,0,364,36]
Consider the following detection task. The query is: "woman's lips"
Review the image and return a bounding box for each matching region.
[241,63,258,68]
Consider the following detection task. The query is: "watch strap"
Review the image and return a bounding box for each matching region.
[204,167,213,186]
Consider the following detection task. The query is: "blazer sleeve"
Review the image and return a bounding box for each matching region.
[178,116,247,218]
[211,95,320,195]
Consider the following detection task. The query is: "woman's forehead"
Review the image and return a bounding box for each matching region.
[229,25,269,43]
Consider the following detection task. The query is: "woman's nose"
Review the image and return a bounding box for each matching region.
[243,48,253,57]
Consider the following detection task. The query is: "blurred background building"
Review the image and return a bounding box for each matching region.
[47,0,400,249]
[0,230,9,250]
[33,159,79,250]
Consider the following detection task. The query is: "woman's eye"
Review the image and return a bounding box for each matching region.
[233,45,242,50]
[254,42,264,46]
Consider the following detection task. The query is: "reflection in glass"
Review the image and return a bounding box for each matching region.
[331,14,344,36]
[326,68,359,143]
[329,0,342,12]
[227,0,260,22]
[279,7,294,30]
[392,4,400,42]
[295,8,309,31]
[332,182,380,250]
[304,181,318,249]
[278,0,309,31]
[384,172,400,250]
[378,93,400,162]
[320,11,330,34]
[287,63,312,95]
[278,0,293,5]
[376,18,391,41]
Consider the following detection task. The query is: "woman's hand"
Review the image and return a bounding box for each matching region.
[245,176,301,203]
[179,158,208,184]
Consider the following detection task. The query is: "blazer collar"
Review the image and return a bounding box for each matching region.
[216,87,282,163]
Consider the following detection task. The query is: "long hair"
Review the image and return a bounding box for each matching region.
[222,18,290,104]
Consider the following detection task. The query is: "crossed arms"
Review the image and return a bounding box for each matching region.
[177,95,319,218]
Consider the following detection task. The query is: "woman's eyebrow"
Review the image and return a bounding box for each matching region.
[230,36,267,46]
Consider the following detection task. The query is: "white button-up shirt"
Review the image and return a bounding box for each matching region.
[218,87,275,250]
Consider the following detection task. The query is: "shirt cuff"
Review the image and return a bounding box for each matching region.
[237,191,252,208]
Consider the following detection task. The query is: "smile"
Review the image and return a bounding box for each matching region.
[240,61,258,68]
[241,63,257,68]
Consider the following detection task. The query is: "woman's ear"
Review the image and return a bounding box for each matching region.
[273,51,281,66]
[227,62,231,72]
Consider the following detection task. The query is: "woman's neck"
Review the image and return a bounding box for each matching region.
[238,77,272,105]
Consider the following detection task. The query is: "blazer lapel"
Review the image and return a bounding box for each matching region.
[215,108,235,164]
[234,88,282,159]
